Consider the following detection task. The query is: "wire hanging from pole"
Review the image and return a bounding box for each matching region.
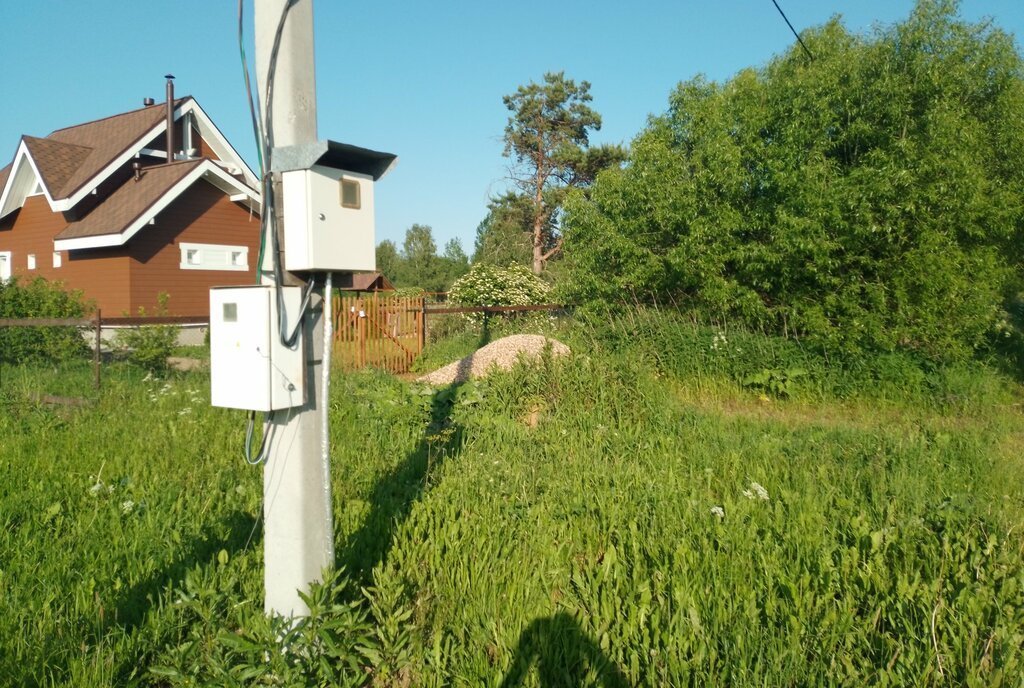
[771,0,814,60]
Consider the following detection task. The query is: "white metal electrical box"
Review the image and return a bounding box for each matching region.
[282,166,375,272]
[209,286,305,411]
[271,140,397,273]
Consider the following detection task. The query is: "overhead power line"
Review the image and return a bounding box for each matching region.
[771,0,814,60]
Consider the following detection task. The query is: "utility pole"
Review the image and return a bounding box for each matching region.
[254,0,334,618]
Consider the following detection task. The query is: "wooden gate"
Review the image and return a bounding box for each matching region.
[332,293,424,374]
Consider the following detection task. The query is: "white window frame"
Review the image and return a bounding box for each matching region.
[179,242,248,271]
[27,253,36,270]
[0,251,11,282]
[52,251,62,268]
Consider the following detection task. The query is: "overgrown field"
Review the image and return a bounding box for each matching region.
[2,312,1023,686]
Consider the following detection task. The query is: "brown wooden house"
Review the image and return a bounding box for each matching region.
[0,81,261,317]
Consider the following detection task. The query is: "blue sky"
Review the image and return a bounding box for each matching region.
[1,1,1021,255]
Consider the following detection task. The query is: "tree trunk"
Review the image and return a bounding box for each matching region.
[532,169,545,275]
[532,217,544,275]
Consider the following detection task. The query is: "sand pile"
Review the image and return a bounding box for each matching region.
[417,334,570,385]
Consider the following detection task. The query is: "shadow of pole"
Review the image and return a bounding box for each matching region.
[338,313,496,580]
[338,379,465,582]
[499,612,630,688]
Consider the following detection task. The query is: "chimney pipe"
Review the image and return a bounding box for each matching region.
[132,160,141,181]
[143,97,155,107]
[165,74,175,162]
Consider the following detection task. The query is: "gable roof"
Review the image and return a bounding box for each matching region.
[338,272,395,291]
[44,99,183,199]
[53,158,260,251]
[22,136,93,197]
[0,96,258,220]
[55,159,205,241]
[0,163,10,194]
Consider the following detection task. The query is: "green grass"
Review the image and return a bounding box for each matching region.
[1,311,1023,686]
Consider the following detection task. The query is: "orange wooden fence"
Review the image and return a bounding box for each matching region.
[332,293,425,374]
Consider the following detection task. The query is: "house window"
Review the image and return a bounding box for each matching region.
[27,254,36,270]
[179,242,248,271]
[340,178,360,209]
[52,251,62,268]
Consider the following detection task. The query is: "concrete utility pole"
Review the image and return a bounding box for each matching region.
[254,0,334,618]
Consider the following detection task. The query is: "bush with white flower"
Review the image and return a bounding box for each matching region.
[447,263,551,324]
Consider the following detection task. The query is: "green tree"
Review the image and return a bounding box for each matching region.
[400,223,440,290]
[442,238,468,267]
[502,72,625,275]
[472,192,535,268]
[375,239,401,283]
[563,0,1024,359]
[439,238,470,287]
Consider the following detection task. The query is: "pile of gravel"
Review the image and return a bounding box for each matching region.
[417,334,570,385]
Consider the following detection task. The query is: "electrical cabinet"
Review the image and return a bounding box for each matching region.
[209,286,305,411]
[282,165,375,272]
[271,139,397,273]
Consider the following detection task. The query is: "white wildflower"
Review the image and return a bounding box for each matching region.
[121,500,135,515]
[88,481,105,497]
[710,505,725,518]
[745,481,770,501]
[178,407,192,416]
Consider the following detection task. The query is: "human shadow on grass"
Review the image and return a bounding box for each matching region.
[337,319,496,581]
[499,612,630,688]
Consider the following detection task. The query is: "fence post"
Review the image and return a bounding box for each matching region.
[358,302,366,368]
[419,299,427,353]
[94,310,102,390]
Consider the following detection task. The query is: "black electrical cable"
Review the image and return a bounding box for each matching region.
[771,0,814,60]
[237,0,264,177]
[260,0,315,350]
[237,0,267,282]
[235,0,303,466]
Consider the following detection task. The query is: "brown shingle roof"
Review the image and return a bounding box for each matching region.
[338,272,395,291]
[0,163,11,194]
[44,98,189,199]
[54,159,205,241]
[22,136,93,196]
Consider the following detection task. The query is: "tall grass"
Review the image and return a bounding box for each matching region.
[1,309,1022,686]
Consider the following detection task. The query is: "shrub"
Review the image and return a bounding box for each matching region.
[448,263,551,324]
[562,4,1024,361]
[0,276,91,363]
[115,293,179,373]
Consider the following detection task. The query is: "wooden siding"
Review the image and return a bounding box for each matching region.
[193,126,212,158]
[127,180,261,316]
[0,195,131,313]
